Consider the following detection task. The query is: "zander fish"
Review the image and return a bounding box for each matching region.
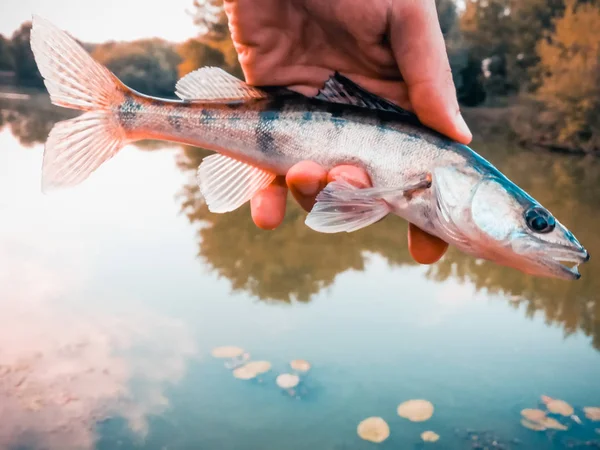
[30,16,589,280]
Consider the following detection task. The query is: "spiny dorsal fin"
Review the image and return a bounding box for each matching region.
[315,72,421,123]
[175,67,268,102]
[197,154,276,213]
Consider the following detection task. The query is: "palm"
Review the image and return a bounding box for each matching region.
[224,0,411,108]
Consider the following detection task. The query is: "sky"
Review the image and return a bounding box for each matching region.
[0,0,199,42]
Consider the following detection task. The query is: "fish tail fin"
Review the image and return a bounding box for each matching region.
[30,15,129,191]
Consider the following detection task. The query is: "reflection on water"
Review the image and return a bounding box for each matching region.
[1,93,599,449]
[1,93,599,347]
[0,93,76,147]
[176,140,600,352]
[0,229,197,449]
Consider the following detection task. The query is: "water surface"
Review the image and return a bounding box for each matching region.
[1,95,599,450]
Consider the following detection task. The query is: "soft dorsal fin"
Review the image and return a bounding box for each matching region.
[175,67,268,102]
[315,72,421,122]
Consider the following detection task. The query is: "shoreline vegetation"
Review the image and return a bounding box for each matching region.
[1,0,599,156]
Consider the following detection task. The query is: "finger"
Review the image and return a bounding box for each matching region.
[389,0,472,144]
[250,176,288,230]
[286,161,328,212]
[408,223,448,264]
[328,165,372,187]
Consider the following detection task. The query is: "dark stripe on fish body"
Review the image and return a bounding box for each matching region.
[228,110,242,122]
[326,103,347,128]
[256,110,279,155]
[199,109,214,125]
[225,100,245,109]
[118,95,144,128]
[168,111,183,131]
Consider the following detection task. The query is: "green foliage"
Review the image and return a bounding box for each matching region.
[0,35,14,71]
[457,54,487,106]
[10,22,43,87]
[460,0,573,93]
[92,39,181,97]
[436,0,459,36]
[436,0,487,106]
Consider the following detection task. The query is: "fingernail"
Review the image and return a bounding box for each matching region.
[295,180,320,196]
[456,112,472,141]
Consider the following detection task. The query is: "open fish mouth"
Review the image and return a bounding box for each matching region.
[546,248,590,280]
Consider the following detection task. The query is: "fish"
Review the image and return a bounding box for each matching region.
[29,16,589,280]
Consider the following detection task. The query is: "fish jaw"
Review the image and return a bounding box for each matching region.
[428,161,590,280]
[509,224,590,280]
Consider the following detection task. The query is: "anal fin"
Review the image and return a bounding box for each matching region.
[197,154,276,213]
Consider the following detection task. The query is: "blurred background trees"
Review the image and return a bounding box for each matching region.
[91,39,181,98]
[0,0,598,154]
[0,35,14,71]
[533,0,600,152]
[8,22,43,87]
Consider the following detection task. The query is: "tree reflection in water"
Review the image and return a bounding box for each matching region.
[1,96,598,351]
[176,138,600,351]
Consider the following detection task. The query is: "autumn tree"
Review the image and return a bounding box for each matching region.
[534,0,600,152]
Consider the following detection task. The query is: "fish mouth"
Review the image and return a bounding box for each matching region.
[544,246,590,280]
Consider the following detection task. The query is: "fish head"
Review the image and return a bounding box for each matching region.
[433,162,589,280]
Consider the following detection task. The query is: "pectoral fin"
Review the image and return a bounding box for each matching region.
[305,176,431,233]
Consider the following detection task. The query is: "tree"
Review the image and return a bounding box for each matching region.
[0,35,14,71]
[92,40,181,98]
[534,0,600,152]
[188,0,241,75]
[177,38,227,79]
[460,0,575,94]
[10,22,43,87]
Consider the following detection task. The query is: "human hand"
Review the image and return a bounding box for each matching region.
[225,0,472,264]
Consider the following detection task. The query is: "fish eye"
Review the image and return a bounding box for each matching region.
[524,207,555,233]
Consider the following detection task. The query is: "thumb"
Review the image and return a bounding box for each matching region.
[389,0,472,144]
